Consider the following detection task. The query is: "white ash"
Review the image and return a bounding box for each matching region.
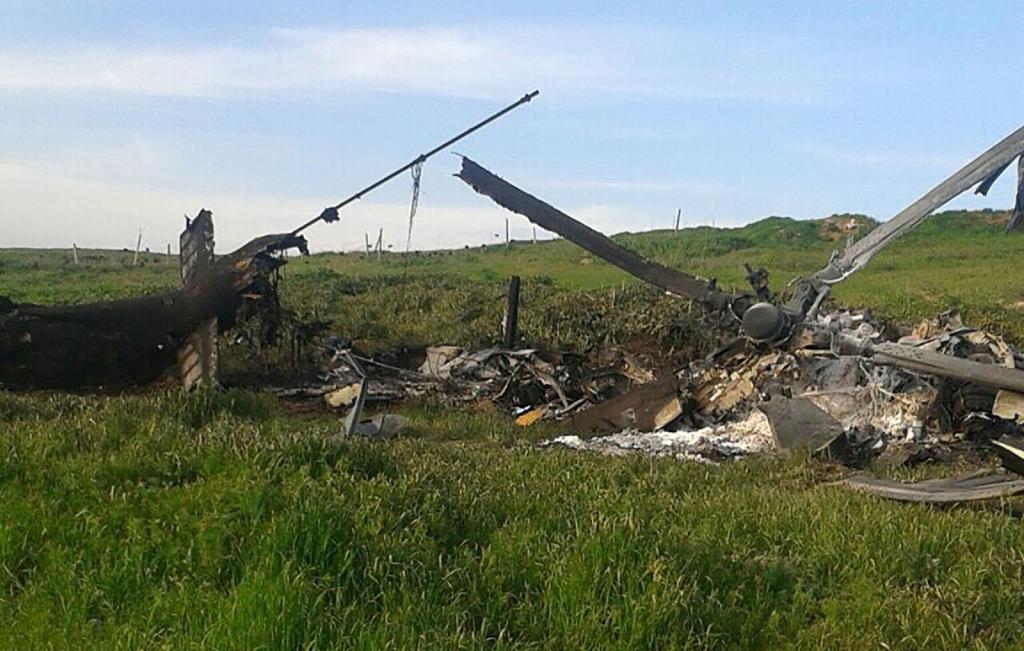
[541,411,773,464]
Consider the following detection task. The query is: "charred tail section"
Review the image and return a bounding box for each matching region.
[178,209,219,391]
[0,210,308,391]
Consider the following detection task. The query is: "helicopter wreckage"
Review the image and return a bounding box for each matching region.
[447,125,1024,502]
[4,92,1024,501]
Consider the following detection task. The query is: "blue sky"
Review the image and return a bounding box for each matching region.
[1,1,1022,252]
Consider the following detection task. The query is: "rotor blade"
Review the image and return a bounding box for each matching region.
[816,124,1024,283]
[291,90,539,236]
[456,157,734,307]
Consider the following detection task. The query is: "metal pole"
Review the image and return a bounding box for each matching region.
[292,90,540,236]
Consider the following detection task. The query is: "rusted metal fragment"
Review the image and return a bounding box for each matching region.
[568,376,679,433]
[178,210,218,390]
[842,470,1024,503]
[0,212,307,390]
[456,157,737,312]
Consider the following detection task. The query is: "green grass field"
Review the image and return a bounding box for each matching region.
[2,209,1024,648]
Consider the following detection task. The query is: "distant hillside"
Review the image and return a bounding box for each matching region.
[614,213,878,259]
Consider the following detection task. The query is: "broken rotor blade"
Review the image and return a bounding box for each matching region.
[456,157,732,307]
[816,124,1024,283]
[291,90,539,236]
[841,470,1024,503]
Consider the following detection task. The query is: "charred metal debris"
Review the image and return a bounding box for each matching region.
[0,210,307,391]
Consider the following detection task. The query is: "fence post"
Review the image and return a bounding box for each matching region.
[503,275,521,348]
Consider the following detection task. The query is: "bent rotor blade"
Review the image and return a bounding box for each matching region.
[816,124,1024,283]
[455,157,729,306]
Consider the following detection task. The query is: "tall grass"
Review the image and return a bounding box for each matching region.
[2,393,1024,647]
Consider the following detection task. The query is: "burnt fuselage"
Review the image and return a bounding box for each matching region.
[0,231,305,390]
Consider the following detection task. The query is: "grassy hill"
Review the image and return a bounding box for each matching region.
[2,209,1024,647]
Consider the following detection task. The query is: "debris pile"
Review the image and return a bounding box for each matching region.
[272,301,1024,480]
[450,130,1024,502]
[536,307,1024,475]
[271,341,655,424]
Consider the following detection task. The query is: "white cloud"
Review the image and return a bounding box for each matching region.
[0,25,839,103]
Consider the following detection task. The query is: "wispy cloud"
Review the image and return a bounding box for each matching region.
[0,157,526,252]
[532,177,728,194]
[0,25,841,104]
[793,141,964,168]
